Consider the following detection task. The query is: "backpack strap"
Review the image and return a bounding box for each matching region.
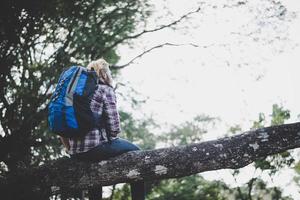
[65,67,83,106]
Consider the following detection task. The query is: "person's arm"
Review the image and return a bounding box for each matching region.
[60,136,70,150]
[103,87,121,137]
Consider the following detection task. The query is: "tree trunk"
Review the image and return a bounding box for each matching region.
[2,122,300,199]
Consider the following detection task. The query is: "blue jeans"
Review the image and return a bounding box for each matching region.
[71,138,145,200]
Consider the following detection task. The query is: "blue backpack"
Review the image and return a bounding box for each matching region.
[48,66,99,138]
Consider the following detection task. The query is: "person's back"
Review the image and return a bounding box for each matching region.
[60,59,145,200]
[68,83,121,157]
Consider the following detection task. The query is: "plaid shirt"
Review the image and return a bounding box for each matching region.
[68,84,121,155]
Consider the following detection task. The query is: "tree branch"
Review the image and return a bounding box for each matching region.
[101,7,201,56]
[2,122,300,198]
[111,42,201,69]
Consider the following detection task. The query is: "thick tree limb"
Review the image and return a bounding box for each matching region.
[2,122,300,198]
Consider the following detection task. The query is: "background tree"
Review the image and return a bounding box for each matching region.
[0,0,151,172]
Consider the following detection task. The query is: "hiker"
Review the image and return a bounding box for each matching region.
[60,59,145,200]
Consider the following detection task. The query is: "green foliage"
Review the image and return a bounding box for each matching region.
[233,178,292,200]
[253,104,294,175]
[271,104,291,126]
[113,184,131,200]
[227,124,242,135]
[146,176,291,200]
[159,115,219,146]
[119,111,157,150]
[252,113,266,129]
[147,176,230,200]
[255,152,295,175]
[293,161,300,189]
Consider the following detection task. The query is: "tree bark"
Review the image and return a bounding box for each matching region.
[2,122,300,198]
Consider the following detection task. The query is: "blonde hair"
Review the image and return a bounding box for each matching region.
[87,58,113,86]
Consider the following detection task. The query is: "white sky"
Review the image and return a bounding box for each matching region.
[118,0,300,128]
[114,0,300,198]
